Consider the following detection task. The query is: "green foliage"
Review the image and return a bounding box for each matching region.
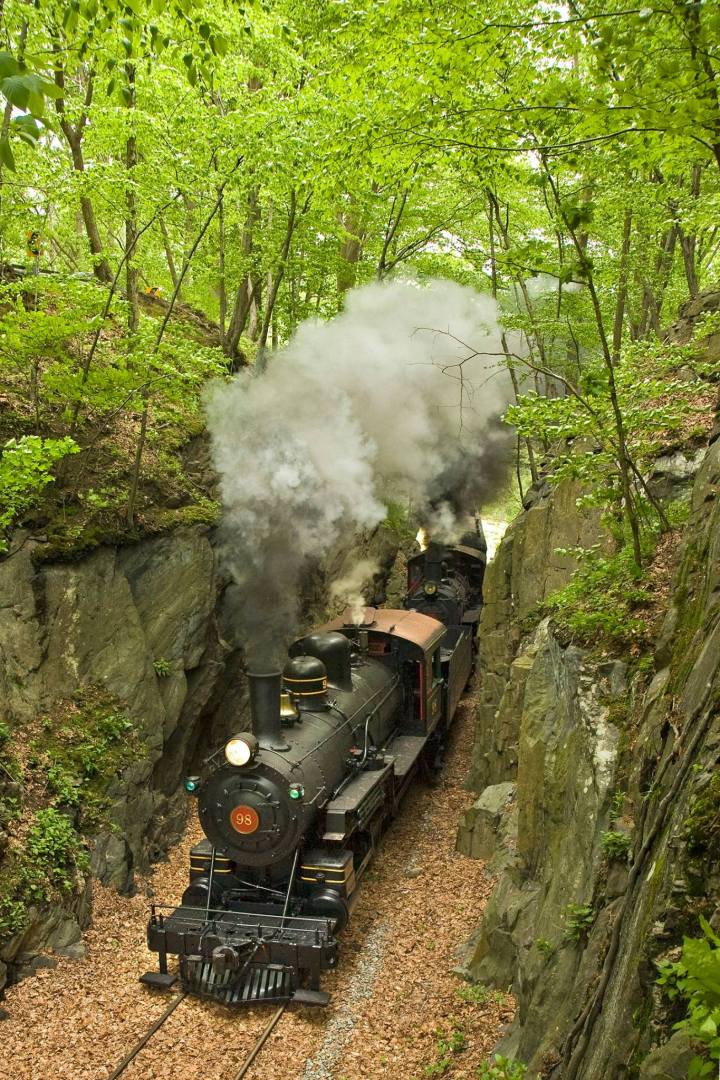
[33,686,142,829]
[477,1056,527,1079]
[153,657,172,677]
[456,983,508,1006]
[21,808,90,900]
[0,687,142,944]
[383,500,417,545]
[535,938,553,955]
[657,917,720,1078]
[600,830,632,861]
[0,895,26,937]
[543,544,654,648]
[0,435,79,551]
[565,904,594,942]
[424,1022,468,1076]
[0,807,90,935]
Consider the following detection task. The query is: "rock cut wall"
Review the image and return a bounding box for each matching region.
[458,436,720,1079]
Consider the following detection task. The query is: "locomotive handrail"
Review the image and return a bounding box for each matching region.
[149,902,335,940]
[291,675,400,768]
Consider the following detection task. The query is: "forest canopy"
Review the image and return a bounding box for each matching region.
[0,0,718,559]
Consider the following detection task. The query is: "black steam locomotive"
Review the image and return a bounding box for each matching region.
[142,533,486,1007]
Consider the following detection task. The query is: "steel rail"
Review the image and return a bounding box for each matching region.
[232,1004,287,1079]
[107,990,188,1079]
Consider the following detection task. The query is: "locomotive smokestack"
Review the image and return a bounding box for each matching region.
[424,541,444,584]
[247,671,289,751]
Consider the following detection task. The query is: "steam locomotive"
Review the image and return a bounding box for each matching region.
[142,531,486,1007]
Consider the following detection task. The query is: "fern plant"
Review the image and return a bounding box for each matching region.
[656,916,720,1078]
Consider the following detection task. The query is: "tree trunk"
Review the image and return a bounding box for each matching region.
[125,63,139,332]
[543,164,644,564]
[53,48,112,283]
[486,191,538,485]
[257,190,298,367]
[337,197,365,293]
[218,186,227,335]
[224,187,261,359]
[159,216,180,293]
[638,225,677,338]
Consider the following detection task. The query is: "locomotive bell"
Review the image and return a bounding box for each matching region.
[280,690,300,725]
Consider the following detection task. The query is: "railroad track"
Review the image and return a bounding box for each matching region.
[107,994,287,1080]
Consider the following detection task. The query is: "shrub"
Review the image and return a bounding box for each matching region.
[21,808,89,901]
[657,916,720,1078]
[600,830,632,860]
[0,894,26,936]
[0,435,79,551]
[457,984,508,1005]
[424,1023,468,1076]
[153,658,172,677]
[477,1055,527,1079]
[544,545,653,648]
[565,903,594,942]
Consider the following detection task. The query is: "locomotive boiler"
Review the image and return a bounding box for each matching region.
[141,536,485,1007]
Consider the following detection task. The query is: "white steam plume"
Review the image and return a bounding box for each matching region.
[329,559,380,625]
[205,279,514,667]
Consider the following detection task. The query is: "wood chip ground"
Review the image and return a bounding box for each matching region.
[2,689,509,1079]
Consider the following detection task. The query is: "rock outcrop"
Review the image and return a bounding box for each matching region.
[468,475,609,793]
[459,433,720,1078]
[0,526,244,884]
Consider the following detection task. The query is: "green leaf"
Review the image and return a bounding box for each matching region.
[2,75,30,110]
[0,52,20,80]
[0,137,15,171]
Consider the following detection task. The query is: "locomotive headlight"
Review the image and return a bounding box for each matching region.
[424,582,438,596]
[224,732,259,767]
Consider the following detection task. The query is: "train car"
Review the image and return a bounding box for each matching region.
[141,545,481,1007]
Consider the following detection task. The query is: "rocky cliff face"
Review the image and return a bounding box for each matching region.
[458,435,720,1078]
[0,520,400,991]
[1,527,243,883]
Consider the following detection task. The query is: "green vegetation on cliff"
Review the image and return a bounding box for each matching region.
[0,687,144,937]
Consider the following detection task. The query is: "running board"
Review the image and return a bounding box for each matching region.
[322,735,427,841]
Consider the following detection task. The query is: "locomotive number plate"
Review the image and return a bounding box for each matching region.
[230,805,260,834]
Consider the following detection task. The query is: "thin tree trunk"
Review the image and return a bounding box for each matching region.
[53,47,111,283]
[338,197,365,293]
[486,191,538,485]
[638,225,677,338]
[224,187,261,359]
[256,190,298,367]
[218,185,227,335]
[159,216,180,293]
[612,210,633,361]
[125,63,139,332]
[126,156,244,524]
[543,163,645,563]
